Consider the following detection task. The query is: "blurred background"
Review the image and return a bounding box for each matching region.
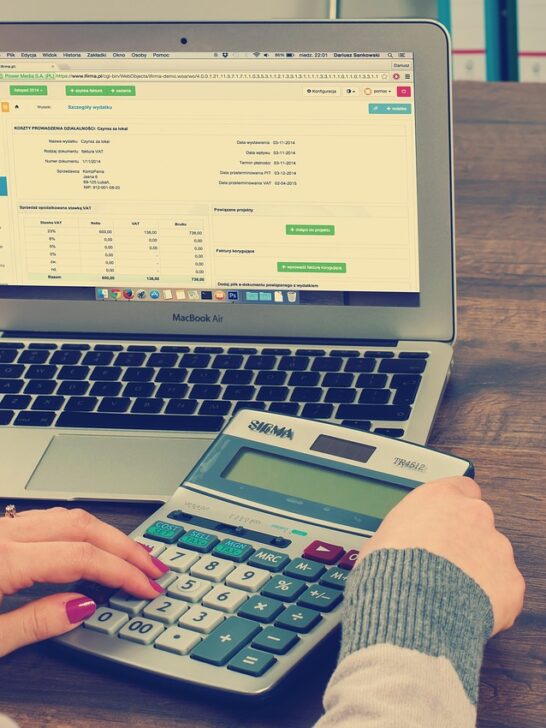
[1,1,545,82]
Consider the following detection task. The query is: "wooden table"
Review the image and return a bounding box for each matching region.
[0,81,545,728]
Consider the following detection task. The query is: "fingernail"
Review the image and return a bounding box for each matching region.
[66,597,97,624]
[149,579,164,593]
[151,556,169,574]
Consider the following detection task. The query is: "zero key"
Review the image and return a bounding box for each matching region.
[303,540,345,565]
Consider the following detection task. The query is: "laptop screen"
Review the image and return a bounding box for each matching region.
[0,50,418,310]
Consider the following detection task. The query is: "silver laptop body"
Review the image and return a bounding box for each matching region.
[0,20,455,503]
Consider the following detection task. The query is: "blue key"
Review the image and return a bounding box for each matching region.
[251,626,299,655]
[143,520,185,544]
[283,558,326,582]
[238,595,284,624]
[212,539,254,563]
[190,616,260,666]
[247,548,290,573]
[297,585,343,612]
[261,575,306,602]
[178,529,219,553]
[320,567,350,590]
[275,605,322,633]
[228,648,277,677]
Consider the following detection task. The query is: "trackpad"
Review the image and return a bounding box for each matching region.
[26,434,210,500]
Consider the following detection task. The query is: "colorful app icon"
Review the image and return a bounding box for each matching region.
[136,289,147,299]
[245,291,259,302]
[259,291,273,302]
[214,290,225,301]
[122,288,135,300]
[274,291,283,303]
[188,290,199,300]
[175,290,186,300]
[163,289,173,300]
[110,288,122,300]
[201,290,212,300]
[149,289,160,300]
[97,288,108,300]
[287,291,297,303]
[227,291,239,301]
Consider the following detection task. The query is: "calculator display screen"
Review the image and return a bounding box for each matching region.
[222,448,409,520]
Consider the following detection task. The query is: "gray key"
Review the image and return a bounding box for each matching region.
[109,590,148,616]
[143,596,189,625]
[83,606,129,636]
[119,617,165,645]
[154,627,201,656]
[156,571,177,589]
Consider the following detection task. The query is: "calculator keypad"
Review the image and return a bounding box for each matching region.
[80,518,356,684]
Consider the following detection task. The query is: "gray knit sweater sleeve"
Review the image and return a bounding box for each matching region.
[314,548,494,728]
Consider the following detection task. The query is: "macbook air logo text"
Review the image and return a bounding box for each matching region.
[248,420,295,440]
[172,313,224,323]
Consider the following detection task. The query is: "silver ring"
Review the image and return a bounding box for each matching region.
[4,504,16,519]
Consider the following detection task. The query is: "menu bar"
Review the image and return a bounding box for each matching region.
[0,51,413,60]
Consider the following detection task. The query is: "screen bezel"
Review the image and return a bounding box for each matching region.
[0,20,455,343]
[186,433,421,532]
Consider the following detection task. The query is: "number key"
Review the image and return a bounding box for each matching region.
[167,574,212,603]
[83,607,128,635]
[119,617,165,645]
[190,555,235,583]
[109,591,148,616]
[159,546,199,573]
[143,596,189,624]
[261,575,306,602]
[202,585,248,614]
[226,565,270,592]
[179,605,224,634]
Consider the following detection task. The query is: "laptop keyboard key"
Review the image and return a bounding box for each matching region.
[0,350,17,363]
[374,428,405,438]
[0,410,14,425]
[213,355,243,369]
[278,356,308,371]
[65,397,98,412]
[165,399,198,415]
[199,400,231,416]
[60,365,90,380]
[94,344,122,351]
[180,354,211,368]
[18,350,50,364]
[288,371,320,387]
[147,353,178,368]
[390,374,422,389]
[0,380,24,393]
[325,389,356,404]
[58,381,89,395]
[24,380,57,394]
[344,358,375,373]
[221,370,253,385]
[356,373,388,388]
[359,389,390,404]
[155,368,187,383]
[224,385,255,401]
[257,386,288,402]
[255,371,287,386]
[32,396,64,411]
[322,373,353,388]
[393,388,419,405]
[189,369,220,384]
[98,397,131,413]
[0,395,31,409]
[56,412,224,432]
[301,403,334,419]
[50,350,82,365]
[160,346,190,353]
[290,387,322,402]
[0,365,24,379]
[233,401,265,413]
[379,359,427,374]
[246,355,276,371]
[82,351,114,366]
[91,381,123,397]
[114,352,146,367]
[25,365,57,380]
[341,420,371,431]
[190,384,221,400]
[132,398,164,414]
[122,367,154,382]
[268,402,300,415]
[155,383,187,399]
[127,345,156,352]
[336,404,411,421]
[14,411,55,427]
[228,347,257,355]
[311,357,342,372]
[61,343,90,350]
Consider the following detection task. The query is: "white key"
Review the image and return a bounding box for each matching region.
[167,574,212,603]
[190,555,235,583]
[109,591,148,616]
[178,605,224,634]
[119,617,165,645]
[159,547,200,573]
[143,596,189,624]
[154,627,201,656]
[156,571,177,589]
[202,585,248,614]
[226,565,270,592]
[83,607,128,636]
[137,540,166,558]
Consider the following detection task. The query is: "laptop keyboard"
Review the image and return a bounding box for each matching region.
[0,341,428,437]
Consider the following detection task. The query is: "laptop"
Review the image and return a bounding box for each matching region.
[0,20,455,503]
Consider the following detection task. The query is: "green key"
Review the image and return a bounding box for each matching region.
[178,529,219,553]
[247,548,290,573]
[190,616,260,666]
[143,520,185,544]
[228,648,277,677]
[319,567,349,590]
[212,539,254,563]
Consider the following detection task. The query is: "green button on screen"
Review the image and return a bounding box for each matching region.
[286,224,335,235]
[10,85,48,96]
[277,262,346,274]
[65,85,136,96]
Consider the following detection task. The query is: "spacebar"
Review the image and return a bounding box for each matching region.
[56,412,225,432]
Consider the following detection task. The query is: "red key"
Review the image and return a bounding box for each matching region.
[303,540,345,565]
[338,549,360,570]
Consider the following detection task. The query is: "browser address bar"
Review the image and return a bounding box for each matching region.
[1,71,391,82]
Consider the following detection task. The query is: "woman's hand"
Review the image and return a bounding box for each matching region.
[0,506,168,656]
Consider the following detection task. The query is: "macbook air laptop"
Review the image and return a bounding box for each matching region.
[0,20,455,503]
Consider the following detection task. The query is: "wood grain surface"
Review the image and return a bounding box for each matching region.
[0,81,545,728]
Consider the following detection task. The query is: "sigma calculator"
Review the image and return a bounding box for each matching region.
[57,410,473,696]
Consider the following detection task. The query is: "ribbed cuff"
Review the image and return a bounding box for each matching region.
[340,548,494,704]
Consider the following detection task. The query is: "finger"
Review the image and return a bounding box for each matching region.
[1,507,166,579]
[418,476,482,500]
[0,541,164,600]
[0,593,96,657]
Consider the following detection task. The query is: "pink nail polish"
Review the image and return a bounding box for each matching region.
[149,579,164,593]
[138,542,153,552]
[151,556,169,574]
[66,597,97,624]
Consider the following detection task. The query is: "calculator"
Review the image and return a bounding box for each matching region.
[57,410,472,696]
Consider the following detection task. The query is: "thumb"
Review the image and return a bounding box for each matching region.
[0,593,96,657]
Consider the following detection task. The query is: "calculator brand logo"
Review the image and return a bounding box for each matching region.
[248,420,294,440]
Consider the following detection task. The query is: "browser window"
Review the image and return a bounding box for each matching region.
[0,51,417,306]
